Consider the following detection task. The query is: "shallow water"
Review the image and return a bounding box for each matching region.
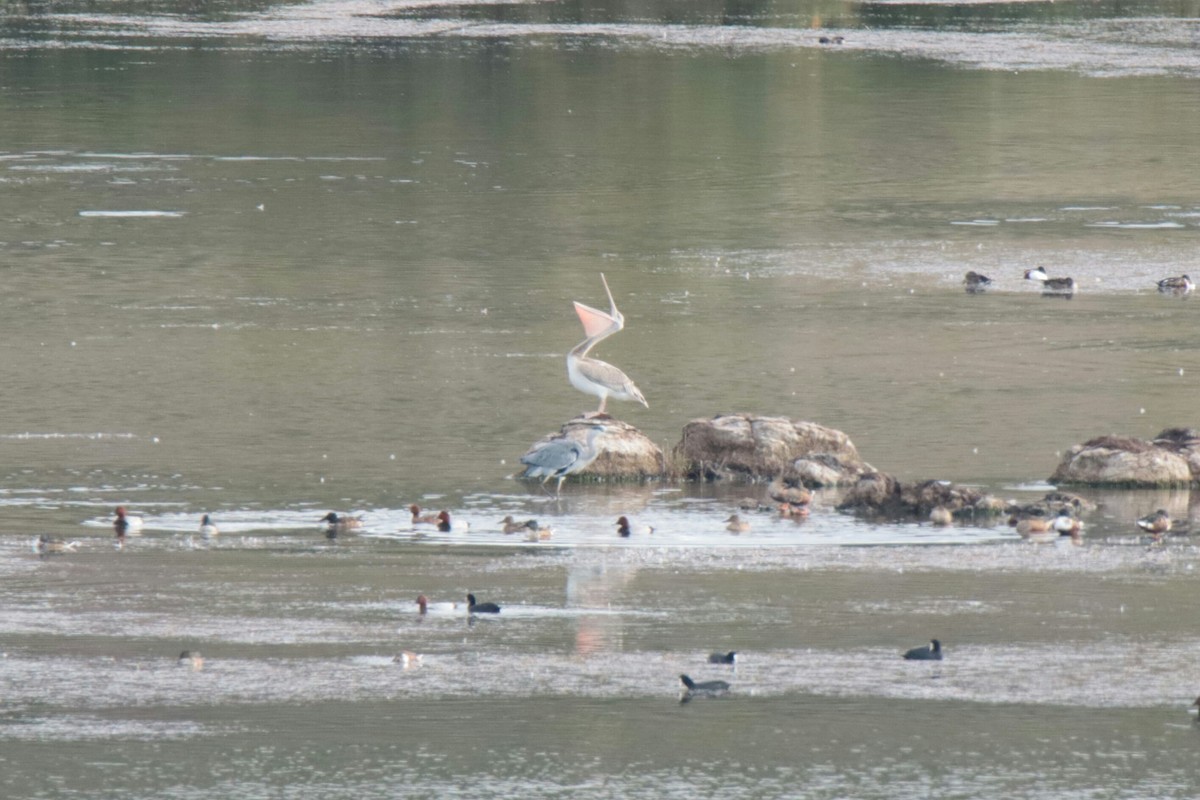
[3,0,1200,797]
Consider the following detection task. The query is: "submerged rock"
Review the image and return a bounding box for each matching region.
[519,416,664,483]
[837,473,1004,521]
[673,413,872,484]
[1050,432,1195,488]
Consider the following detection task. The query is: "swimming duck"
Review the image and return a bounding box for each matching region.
[1009,514,1054,542]
[679,674,731,700]
[500,515,538,534]
[33,535,79,555]
[466,593,501,614]
[963,271,993,293]
[767,477,812,507]
[817,35,844,45]
[416,594,459,614]
[725,514,751,534]
[929,506,954,526]
[393,651,422,669]
[1157,274,1193,294]
[708,651,737,665]
[177,650,204,670]
[1136,509,1172,538]
[524,522,554,542]
[1051,508,1083,537]
[903,639,943,661]
[320,512,363,536]
[436,510,468,533]
[778,502,810,520]
[409,504,440,526]
[1024,266,1076,295]
[199,514,219,537]
[616,516,653,537]
[113,507,144,540]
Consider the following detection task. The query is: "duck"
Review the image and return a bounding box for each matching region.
[778,502,810,520]
[903,639,943,661]
[616,516,653,537]
[415,594,459,615]
[1157,274,1193,294]
[198,514,219,537]
[393,651,422,669]
[1136,509,1172,539]
[436,510,468,533]
[113,506,144,539]
[1009,513,1054,542]
[1051,507,1083,537]
[1024,266,1076,295]
[320,512,363,536]
[707,651,737,665]
[725,514,751,534]
[466,592,501,614]
[177,650,204,670]
[33,535,79,555]
[409,504,440,526]
[524,522,554,542]
[767,476,812,507]
[929,506,954,526]
[963,271,993,293]
[817,35,844,45]
[500,515,538,534]
[679,674,731,701]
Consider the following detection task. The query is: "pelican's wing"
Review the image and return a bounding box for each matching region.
[575,357,648,407]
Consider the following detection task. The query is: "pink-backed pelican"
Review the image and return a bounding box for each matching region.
[568,274,648,415]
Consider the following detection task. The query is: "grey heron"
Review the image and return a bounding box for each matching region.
[520,423,607,495]
[567,273,648,415]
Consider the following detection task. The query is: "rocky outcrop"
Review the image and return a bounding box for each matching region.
[673,413,872,485]
[836,473,1004,520]
[1050,431,1197,488]
[519,416,665,483]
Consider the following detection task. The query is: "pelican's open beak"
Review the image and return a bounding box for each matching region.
[572,273,624,338]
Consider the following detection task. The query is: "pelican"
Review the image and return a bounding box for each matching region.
[520,424,607,495]
[568,273,648,415]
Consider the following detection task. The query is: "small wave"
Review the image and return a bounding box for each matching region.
[78,210,186,218]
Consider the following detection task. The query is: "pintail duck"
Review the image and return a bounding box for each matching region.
[707,651,737,665]
[963,271,993,293]
[198,514,219,537]
[1024,266,1075,295]
[1157,274,1193,294]
[500,515,538,534]
[679,674,731,701]
[724,514,751,534]
[466,593,500,614]
[903,639,943,661]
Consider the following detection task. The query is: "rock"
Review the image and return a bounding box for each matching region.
[519,416,664,483]
[1050,434,1194,487]
[673,413,872,484]
[837,473,1003,520]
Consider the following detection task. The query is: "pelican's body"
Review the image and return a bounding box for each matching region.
[199,514,219,537]
[1024,267,1076,295]
[725,514,751,534]
[1158,274,1193,295]
[963,271,993,293]
[903,639,943,661]
[521,424,607,495]
[1136,509,1172,538]
[567,274,648,415]
[466,593,501,614]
